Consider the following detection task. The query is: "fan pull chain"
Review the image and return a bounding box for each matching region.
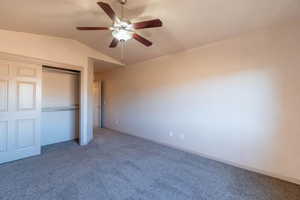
[120,0,126,63]
[121,41,125,62]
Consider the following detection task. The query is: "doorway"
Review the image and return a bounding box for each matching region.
[41,66,80,146]
[93,80,102,129]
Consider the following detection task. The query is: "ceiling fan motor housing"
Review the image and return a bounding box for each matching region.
[119,0,127,5]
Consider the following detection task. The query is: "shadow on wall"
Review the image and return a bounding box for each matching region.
[98,24,300,181]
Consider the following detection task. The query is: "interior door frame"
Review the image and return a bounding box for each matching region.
[93,80,102,129]
[0,52,86,145]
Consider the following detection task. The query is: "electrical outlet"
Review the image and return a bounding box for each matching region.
[115,120,119,125]
[179,134,185,140]
[169,131,174,137]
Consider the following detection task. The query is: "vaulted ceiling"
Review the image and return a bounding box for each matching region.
[0,0,300,64]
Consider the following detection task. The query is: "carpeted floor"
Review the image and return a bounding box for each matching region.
[0,129,299,200]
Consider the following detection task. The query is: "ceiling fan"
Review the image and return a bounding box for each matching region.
[76,0,163,48]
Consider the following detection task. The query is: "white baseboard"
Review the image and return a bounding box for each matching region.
[108,128,300,185]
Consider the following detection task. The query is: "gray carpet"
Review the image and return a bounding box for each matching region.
[0,129,299,200]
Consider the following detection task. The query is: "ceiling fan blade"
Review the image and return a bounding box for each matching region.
[133,19,163,29]
[77,27,109,30]
[133,33,152,47]
[97,2,119,22]
[109,38,119,48]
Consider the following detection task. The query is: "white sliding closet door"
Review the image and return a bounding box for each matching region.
[41,67,79,146]
[0,60,42,164]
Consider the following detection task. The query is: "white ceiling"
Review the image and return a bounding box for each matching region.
[0,0,300,65]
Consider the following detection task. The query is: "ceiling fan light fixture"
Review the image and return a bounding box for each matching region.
[112,29,133,41]
[77,1,163,49]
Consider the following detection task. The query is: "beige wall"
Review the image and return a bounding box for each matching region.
[0,29,120,67]
[96,23,300,183]
[0,29,121,145]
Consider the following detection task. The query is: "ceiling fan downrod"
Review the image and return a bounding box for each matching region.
[119,0,127,20]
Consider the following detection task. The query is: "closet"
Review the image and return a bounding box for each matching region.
[41,66,80,146]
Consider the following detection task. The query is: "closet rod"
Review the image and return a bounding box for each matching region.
[42,66,80,75]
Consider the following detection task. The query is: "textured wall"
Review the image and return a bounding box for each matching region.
[96,23,300,183]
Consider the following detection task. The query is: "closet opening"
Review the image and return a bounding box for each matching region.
[41,66,80,146]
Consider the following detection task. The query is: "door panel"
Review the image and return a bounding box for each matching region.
[0,61,10,76]
[93,81,101,128]
[0,60,41,164]
[0,121,8,152]
[17,66,37,78]
[16,119,36,149]
[17,81,36,111]
[0,80,8,112]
